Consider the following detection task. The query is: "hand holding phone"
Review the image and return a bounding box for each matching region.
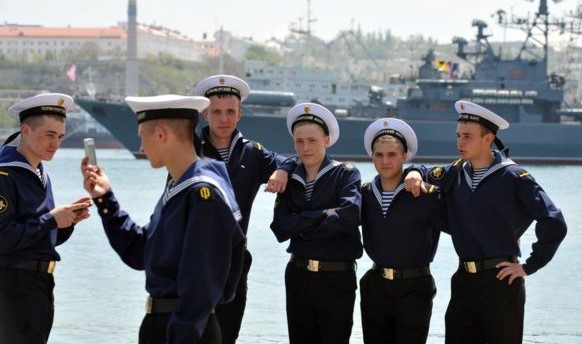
[83,138,98,166]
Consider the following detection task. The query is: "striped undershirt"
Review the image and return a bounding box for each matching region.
[471,167,488,191]
[217,148,230,162]
[305,180,315,201]
[381,190,395,215]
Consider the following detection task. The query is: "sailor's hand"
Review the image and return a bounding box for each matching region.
[404,170,426,197]
[71,196,92,224]
[51,200,92,228]
[81,157,111,197]
[265,169,288,193]
[496,262,526,285]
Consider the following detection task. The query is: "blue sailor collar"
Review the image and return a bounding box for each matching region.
[162,159,242,221]
[202,126,244,160]
[0,145,48,187]
[371,174,405,211]
[291,155,340,186]
[462,150,516,190]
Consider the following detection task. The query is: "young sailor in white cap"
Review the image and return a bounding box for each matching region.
[80,94,245,344]
[194,74,290,344]
[404,100,567,344]
[270,102,362,344]
[360,118,446,344]
[0,93,92,344]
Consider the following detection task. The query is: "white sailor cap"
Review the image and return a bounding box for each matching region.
[286,102,340,147]
[455,100,509,132]
[125,94,210,124]
[364,118,418,161]
[9,93,75,122]
[194,74,250,102]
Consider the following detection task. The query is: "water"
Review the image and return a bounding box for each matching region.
[43,149,581,344]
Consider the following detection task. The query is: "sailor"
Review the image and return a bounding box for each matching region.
[360,118,446,344]
[270,102,362,344]
[0,93,92,344]
[194,74,290,344]
[404,100,567,344]
[80,94,245,344]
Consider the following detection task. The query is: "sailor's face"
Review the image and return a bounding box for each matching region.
[138,122,162,168]
[456,121,490,160]
[372,137,406,181]
[204,95,242,143]
[21,116,66,162]
[293,123,329,169]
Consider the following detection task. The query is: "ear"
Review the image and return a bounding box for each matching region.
[20,123,30,135]
[324,135,331,148]
[485,132,495,146]
[202,109,209,121]
[154,124,167,143]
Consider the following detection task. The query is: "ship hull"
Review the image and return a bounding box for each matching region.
[76,98,582,164]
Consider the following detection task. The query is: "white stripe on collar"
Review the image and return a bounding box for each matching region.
[0,161,47,187]
[371,179,405,210]
[291,160,341,186]
[462,158,516,191]
[163,175,242,221]
[228,131,243,159]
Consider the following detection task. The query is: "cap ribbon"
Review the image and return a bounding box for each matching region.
[19,106,66,122]
[292,114,329,135]
[458,113,499,133]
[205,86,241,99]
[136,108,199,124]
[372,128,408,152]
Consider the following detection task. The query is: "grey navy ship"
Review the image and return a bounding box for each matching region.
[76,0,582,163]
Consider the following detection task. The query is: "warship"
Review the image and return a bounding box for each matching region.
[76,0,582,163]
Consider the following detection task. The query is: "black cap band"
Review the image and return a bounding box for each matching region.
[458,113,498,133]
[136,108,199,124]
[291,114,329,135]
[371,129,408,153]
[205,86,241,99]
[19,106,66,122]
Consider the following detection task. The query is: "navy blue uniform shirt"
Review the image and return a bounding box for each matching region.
[271,155,363,261]
[94,158,245,343]
[0,145,73,266]
[418,151,567,275]
[201,127,286,234]
[361,170,446,268]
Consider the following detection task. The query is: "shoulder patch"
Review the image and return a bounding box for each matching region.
[515,169,531,179]
[452,158,463,167]
[197,186,214,200]
[0,171,8,176]
[362,181,371,188]
[429,166,445,181]
[344,162,355,171]
[253,141,263,151]
[0,195,8,214]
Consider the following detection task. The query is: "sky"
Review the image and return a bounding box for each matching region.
[0,0,578,45]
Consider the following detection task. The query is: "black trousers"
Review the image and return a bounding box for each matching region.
[138,312,221,344]
[215,249,252,344]
[445,268,525,344]
[285,262,357,344]
[0,267,55,344]
[360,269,436,344]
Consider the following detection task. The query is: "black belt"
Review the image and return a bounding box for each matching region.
[9,260,56,274]
[290,255,356,272]
[145,296,179,314]
[372,264,430,280]
[460,256,517,274]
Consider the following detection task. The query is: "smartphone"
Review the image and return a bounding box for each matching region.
[83,138,98,166]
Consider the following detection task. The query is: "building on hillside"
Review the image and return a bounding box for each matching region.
[0,23,207,62]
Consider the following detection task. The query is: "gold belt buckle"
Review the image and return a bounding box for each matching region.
[464,261,477,273]
[382,268,395,280]
[47,261,56,274]
[307,259,319,272]
[145,296,153,314]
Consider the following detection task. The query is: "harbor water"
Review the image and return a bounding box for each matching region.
[43,148,581,344]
